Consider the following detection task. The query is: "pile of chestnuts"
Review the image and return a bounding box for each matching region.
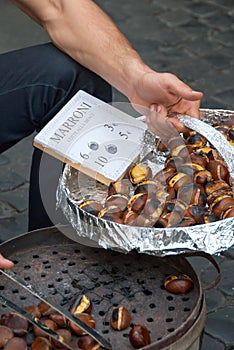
[79,124,234,228]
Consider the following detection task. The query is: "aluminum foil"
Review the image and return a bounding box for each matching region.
[57,109,234,256]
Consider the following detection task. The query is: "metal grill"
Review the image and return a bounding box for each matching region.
[0,226,203,349]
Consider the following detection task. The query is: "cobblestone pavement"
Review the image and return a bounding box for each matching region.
[0,1,234,349]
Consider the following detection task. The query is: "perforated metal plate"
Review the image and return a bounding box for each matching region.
[0,226,203,349]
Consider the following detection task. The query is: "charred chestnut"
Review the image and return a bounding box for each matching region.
[128,193,148,214]
[105,194,129,211]
[168,173,192,192]
[98,205,124,223]
[129,325,151,349]
[128,163,152,185]
[79,200,103,217]
[70,294,92,315]
[205,180,231,196]
[186,132,207,148]
[184,205,205,224]
[164,274,194,294]
[194,169,212,185]
[110,307,131,331]
[108,180,131,196]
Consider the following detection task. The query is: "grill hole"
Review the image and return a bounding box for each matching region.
[48,284,54,288]
[24,265,31,270]
[41,273,46,278]
[149,303,156,309]
[0,286,5,290]
[143,289,152,296]
[52,251,58,255]
[12,289,19,294]
[24,276,31,281]
[166,318,173,323]
[45,265,51,269]
[56,277,63,282]
[123,333,129,338]
[68,262,76,266]
[168,306,175,311]
[60,257,67,261]
[147,317,154,323]
[99,311,106,316]
[168,328,175,333]
[20,296,26,300]
[166,296,173,301]
[42,260,49,264]
[131,309,137,314]
[182,297,189,301]
[81,257,87,261]
[62,269,68,274]
[102,330,109,334]
[32,255,39,258]
[184,307,191,312]
[103,321,110,326]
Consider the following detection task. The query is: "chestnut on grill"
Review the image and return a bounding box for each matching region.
[33,319,57,338]
[128,163,152,185]
[4,337,27,350]
[49,312,67,328]
[69,313,95,336]
[0,325,14,347]
[110,307,131,331]
[129,325,151,349]
[31,336,52,350]
[51,329,72,349]
[24,305,41,319]
[70,294,92,315]
[79,200,103,217]
[77,335,101,350]
[37,298,57,316]
[164,274,194,294]
[1,312,29,337]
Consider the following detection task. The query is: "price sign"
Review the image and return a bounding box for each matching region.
[34,91,147,185]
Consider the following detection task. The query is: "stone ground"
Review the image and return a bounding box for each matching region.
[0,0,234,349]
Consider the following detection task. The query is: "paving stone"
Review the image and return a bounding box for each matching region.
[213,29,234,47]
[158,9,194,27]
[201,333,225,350]
[200,12,234,30]
[205,306,234,345]
[187,2,219,17]
[0,212,28,242]
[0,184,29,213]
[0,155,9,166]
[213,88,234,110]
[205,289,226,312]
[0,200,17,219]
[0,171,26,192]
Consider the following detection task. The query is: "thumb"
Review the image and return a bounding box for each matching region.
[0,253,14,269]
[169,75,203,101]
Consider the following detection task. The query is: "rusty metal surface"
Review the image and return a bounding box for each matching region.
[0,226,203,349]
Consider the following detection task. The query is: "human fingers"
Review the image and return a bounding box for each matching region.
[0,253,14,269]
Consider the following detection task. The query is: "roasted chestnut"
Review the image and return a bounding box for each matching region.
[207,160,229,182]
[49,312,67,328]
[1,312,29,337]
[70,294,92,315]
[0,325,14,348]
[69,313,95,336]
[168,173,192,192]
[170,144,193,159]
[108,180,131,196]
[134,179,162,197]
[164,274,194,294]
[4,337,27,350]
[177,183,207,207]
[129,325,151,348]
[77,335,101,350]
[24,305,41,319]
[189,152,209,168]
[79,200,103,217]
[33,319,57,338]
[186,132,207,148]
[153,167,175,185]
[184,205,205,224]
[31,336,52,350]
[105,193,129,211]
[51,329,72,349]
[205,180,231,196]
[110,306,131,331]
[128,163,152,185]
[221,206,234,219]
[128,193,148,214]
[98,205,124,223]
[210,196,234,217]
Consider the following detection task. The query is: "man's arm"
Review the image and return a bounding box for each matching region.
[11,0,203,121]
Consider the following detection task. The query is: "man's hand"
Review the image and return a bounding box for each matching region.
[0,254,14,269]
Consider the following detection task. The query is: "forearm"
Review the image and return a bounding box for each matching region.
[12,0,150,100]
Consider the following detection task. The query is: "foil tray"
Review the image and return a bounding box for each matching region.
[57,109,234,256]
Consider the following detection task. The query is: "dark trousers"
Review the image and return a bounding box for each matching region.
[0,43,112,230]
